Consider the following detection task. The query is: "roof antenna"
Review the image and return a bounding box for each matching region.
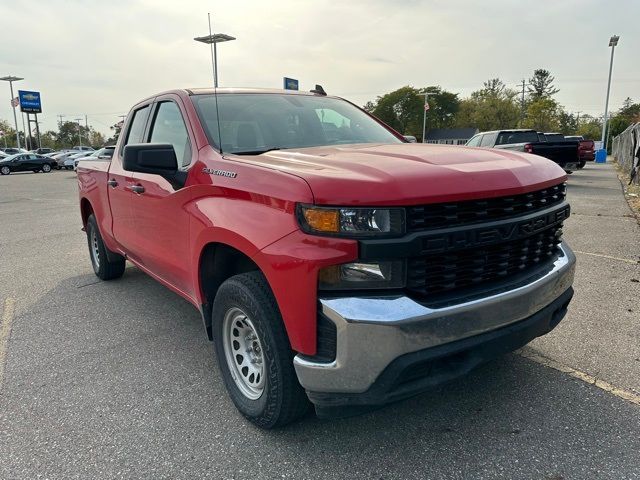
[208,13,224,154]
[310,84,327,96]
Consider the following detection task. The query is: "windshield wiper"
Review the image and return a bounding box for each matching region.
[231,148,281,156]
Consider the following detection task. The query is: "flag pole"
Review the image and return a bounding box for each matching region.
[421,93,429,143]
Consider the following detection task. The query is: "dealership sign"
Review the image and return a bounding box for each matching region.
[283,77,299,91]
[18,90,42,113]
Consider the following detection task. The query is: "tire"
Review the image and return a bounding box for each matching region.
[578,161,586,169]
[212,271,310,428]
[86,214,126,280]
[0,166,10,175]
[42,164,52,173]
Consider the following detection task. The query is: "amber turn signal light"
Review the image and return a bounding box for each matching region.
[302,208,340,233]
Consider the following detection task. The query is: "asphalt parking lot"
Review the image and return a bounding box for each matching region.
[1,164,639,479]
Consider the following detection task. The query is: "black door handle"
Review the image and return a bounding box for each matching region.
[107,179,118,188]
[128,185,145,194]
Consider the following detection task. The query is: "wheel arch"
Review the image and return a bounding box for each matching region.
[198,242,262,340]
[80,197,94,228]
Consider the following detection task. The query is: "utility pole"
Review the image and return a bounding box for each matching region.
[57,114,65,127]
[75,118,83,146]
[85,114,89,146]
[34,114,41,149]
[574,111,582,131]
[518,79,529,124]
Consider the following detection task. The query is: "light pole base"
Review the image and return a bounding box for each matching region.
[595,149,608,163]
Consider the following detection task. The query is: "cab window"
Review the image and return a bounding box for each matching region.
[124,105,151,146]
[149,102,192,167]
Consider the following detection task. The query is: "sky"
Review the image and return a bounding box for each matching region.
[0,0,638,138]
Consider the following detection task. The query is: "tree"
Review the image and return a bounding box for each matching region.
[522,98,560,132]
[455,78,520,131]
[362,101,375,113]
[557,110,578,135]
[368,86,459,140]
[0,119,15,148]
[527,69,559,100]
[576,114,601,140]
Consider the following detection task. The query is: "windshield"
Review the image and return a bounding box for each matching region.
[192,93,402,154]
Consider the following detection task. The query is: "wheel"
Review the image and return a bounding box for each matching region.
[0,166,10,175]
[86,214,126,280]
[578,161,586,169]
[42,164,52,173]
[212,271,310,428]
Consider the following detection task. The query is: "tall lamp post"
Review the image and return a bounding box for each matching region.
[599,35,619,160]
[194,14,236,87]
[0,75,23,149]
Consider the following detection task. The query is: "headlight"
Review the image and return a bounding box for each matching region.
[318,261,405,290]
[298,205,404,237]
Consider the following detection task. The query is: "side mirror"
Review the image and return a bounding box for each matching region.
[122,143,186,189]
[403,135,417,143]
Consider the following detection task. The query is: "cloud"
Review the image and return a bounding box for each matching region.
[0,0,637,137]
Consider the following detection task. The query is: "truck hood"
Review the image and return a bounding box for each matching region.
[227,143,566,205]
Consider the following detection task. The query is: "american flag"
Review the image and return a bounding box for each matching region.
[11,97,19,108]
[424,99,430,111]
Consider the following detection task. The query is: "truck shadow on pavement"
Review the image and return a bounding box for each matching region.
[3,266,639,479]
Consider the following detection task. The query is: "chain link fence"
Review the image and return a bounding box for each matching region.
[612,123,640,184]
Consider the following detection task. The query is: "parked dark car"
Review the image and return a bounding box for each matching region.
[466,129,580,172]
[0,153,57,175]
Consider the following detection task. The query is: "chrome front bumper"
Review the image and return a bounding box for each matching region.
[294,242,576,394]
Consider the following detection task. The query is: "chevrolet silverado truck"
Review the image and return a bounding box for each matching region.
[466,129,580,172]
[77,88,575,428]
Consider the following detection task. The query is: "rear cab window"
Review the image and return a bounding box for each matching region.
[495,131,540,145]
[480,133,497,147]
[123,105,151,147]
[466,134,482,147]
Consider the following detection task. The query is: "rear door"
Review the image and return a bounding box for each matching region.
[108,103,152,255]
[127,95,195,295]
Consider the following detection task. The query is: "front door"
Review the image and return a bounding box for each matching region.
[127,97,194,296]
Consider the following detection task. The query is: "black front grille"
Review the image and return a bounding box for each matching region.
[406,226,562,298]
[406,184,566,231]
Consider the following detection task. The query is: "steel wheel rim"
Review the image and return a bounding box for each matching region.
[90,228,100,269]
[222,307,265,400]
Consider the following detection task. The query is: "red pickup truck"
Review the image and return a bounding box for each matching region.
[77,88,575,428]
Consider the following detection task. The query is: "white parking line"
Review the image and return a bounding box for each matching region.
[574,250,639,265]
[0,297,16,389]
[519,349,640,407]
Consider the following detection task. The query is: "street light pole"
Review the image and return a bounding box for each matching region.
[601,35,619,150]
[194,16,236,88]
[0,75,24,149]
